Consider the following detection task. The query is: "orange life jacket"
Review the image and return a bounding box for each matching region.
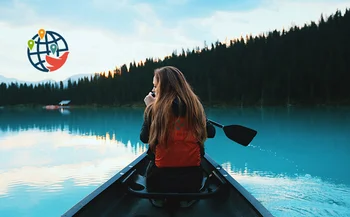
[154,117,201,168]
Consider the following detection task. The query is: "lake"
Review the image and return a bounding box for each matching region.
[0,106,349,217]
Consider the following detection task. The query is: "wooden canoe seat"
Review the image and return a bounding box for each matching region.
[124,169,224,200]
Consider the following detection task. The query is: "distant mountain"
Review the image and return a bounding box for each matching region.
[61,73,95,85]
[0,73,94,87]
[0,75,22,84]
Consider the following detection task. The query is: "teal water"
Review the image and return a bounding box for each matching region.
[0,107,349,217]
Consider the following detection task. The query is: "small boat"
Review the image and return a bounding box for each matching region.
[44,105,60,109]
[62,120,274,217]
[44,100,71,110]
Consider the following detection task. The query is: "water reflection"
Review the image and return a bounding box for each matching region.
[0,109,147,217]
[0,129,147,196]
[1,107,350,217]
[59,108,71,115]
[222,162,350,217]
[0,108,145,143]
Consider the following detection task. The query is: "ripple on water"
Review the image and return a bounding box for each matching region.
[229,171,350,217]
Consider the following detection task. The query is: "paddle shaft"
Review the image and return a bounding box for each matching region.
[207,119,224,128]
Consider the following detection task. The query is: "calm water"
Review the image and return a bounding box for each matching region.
[0,107,350,217]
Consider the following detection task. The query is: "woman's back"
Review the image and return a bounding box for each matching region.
[153,100,202,168]
[140,66,215,194]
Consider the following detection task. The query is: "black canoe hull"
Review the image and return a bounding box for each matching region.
[62,153,274,217]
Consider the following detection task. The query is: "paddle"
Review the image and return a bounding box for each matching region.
[207,119,257,146]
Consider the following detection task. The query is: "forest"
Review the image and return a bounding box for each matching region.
[0,9,349,107]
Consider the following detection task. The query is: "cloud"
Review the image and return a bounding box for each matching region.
[0,0,38,25]
[91,0,131,11]
[0,1,202,82]
[164,0,190,6]
[0,22,197,82]
[180,0,350,43]
[0,0,349,82]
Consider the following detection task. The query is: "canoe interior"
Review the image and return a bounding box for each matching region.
[62,153,273,217]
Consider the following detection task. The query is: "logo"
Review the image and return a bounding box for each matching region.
[27,29,69,72]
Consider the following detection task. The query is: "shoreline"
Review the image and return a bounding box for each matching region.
[1,102,350,110]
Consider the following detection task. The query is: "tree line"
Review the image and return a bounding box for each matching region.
[1,8,349,107]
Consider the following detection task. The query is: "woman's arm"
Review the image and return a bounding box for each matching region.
[140,110,151,143]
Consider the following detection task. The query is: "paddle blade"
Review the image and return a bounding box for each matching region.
[223,125,257,146]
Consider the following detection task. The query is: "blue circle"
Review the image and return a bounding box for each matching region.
[27,31,69,72]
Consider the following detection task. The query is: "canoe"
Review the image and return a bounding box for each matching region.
[43,105,70,110]
[62,152,274,217]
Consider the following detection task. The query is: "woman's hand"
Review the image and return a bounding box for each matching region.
[144,92,155,106]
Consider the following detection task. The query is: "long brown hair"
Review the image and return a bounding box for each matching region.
[144,66,208,149]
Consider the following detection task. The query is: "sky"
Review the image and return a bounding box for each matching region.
[0,0,349,82]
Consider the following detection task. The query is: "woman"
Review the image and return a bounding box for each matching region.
[140,66,216,195]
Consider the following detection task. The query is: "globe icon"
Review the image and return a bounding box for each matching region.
[27,30,69,72]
